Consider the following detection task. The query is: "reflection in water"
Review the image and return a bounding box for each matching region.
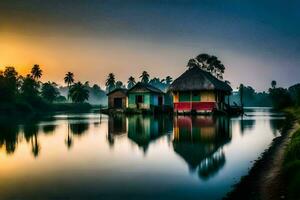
[240,117,255,134]
[70,123,89,136]
[65,123,73,149]
[23,123,41,157]
[127,115,173,153]
[42,124,57,134]
[269,119,285,136]
[173,116,231,180]
[0,109,289,199]
[0,122,19,154]
[107,114,127,146]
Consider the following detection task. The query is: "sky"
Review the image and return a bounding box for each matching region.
[0,0,299,91]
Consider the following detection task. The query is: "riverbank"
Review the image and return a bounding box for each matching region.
[0,102,97,117]
[224,108,300,200]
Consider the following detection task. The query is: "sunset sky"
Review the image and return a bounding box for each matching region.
[0,0,299,91]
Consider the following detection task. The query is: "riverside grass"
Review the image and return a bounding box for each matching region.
[283,107,300,200]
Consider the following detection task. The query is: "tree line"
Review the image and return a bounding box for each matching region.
[105,71,173,92]
[0,65,93,113]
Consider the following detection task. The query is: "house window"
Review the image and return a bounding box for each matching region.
[192,92,201,102]
[158,96,163,106]
[179,92,191,102]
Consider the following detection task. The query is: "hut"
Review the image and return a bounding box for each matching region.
[169,66,232,113]
[107,88,128,109]
[127,82,164,110]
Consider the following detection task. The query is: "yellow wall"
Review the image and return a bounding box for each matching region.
[200,91,215,102]
[173,92,179,103]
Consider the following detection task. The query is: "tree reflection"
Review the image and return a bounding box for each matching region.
[42,124,57,134]
[173,116,231,180]
[0,122,19,154]
[70,122,89,136]
[23,123,40,158]
[65,123,73,149]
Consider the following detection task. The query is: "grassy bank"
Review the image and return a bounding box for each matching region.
[282,107,300,200]
[224,112,294,200]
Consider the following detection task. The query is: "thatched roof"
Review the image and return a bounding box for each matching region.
[169,67,232,93]
[128,82,164,94]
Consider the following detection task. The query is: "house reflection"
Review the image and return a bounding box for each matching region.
[173,116,231,180]
[127,115,173,153]
[107,114,127,146]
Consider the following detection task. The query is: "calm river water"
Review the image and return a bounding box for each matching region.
[0,108,285,200]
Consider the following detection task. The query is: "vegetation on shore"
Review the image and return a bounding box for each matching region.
[0,65,95,115]
[282,107,300,200]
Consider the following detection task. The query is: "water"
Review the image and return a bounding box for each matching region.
[0,108,285,200]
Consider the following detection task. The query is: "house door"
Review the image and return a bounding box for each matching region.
[158,96,163,106]
[135,95,143,109]
[114,98,123,108]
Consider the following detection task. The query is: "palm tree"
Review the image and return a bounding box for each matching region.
[105,73,115,92]
[68,82,89,103]
[127,76,136,89]
[271,80,277,89]
[64,72,74,100]
[239,84,244,109]
[140,71,150,83]
[31,64,43,80]
[165,76,173,86]
[115,81,124,89]
[41,81,60,102]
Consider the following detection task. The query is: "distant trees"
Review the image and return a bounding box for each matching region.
[288,84,300,106]
[269,81,293,109]
[105,73,116,92]
[0,67,19,102]
[68,82,89,103]
[41,82,59,102]
[271,80,277,89]
[140,71,150,83]
[64,72,75,100]
[0,65,94,114]
[20,75,40,101]
[115,81,125,89]
[187,53,225,80]
[164,76,173,86]
[31,64,43,80]
[127,76,136,89]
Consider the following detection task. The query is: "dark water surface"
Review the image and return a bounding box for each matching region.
[0,108,285,199]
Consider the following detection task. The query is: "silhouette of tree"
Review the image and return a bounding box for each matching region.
[271,80,277,89]
[0,67,19,102]
[20,75,40,100]
[31,64,43,80]
[192,54,226,79]
[139,71,150,83]
[115,81,124,89]
[127,76,136,89]
[68,82,89,103]
[41,82,60,102]
[64,72,75,100]
[164,76,173,86]
[239,84,244,108]
[105,73,115,92]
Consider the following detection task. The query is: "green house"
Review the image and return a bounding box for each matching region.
[127,82,165,110]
